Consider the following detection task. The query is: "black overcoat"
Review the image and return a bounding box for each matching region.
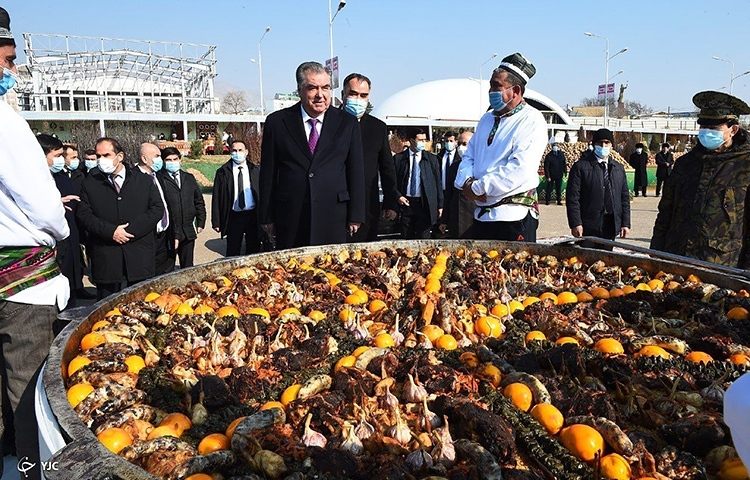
[655,151,674,179]
[158,169,207,242]
[566,153,631,233]
[442,154,475,238]
[259,103,365,249]
[393,149,443,225]
[629,151,649,188]
[76,167,164,284]
[211,160,260,237]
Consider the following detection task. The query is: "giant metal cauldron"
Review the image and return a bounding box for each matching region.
[42,239,750,479]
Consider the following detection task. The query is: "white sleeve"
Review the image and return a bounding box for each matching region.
[0,109,69,241]
[472,115,547,198]
[454,132,476,189]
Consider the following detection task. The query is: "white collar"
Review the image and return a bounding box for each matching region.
[301,104,325,125]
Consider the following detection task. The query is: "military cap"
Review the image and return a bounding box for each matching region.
[693,90,750,126]
[498,52,536,84]
[0,7,11,40]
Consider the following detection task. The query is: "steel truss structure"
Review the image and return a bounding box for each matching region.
[22,33,217,114]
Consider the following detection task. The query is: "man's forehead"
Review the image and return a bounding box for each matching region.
[306,71,330,86]
[350,79,370,92]
[97,142,115,153]
[490,70,509,83]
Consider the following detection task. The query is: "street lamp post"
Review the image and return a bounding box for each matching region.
[479,53,497,114]
[328,0,346,100]
[585,32,627,128]
[258,26,270,116]
[713,56,736,94]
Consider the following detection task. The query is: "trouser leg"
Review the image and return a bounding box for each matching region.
[225,214,244,256]
[545,181,552,204]
[242,211,260,254]
[555,179,563,204]
[97,282,123,301]
[466,212,538,242]
[154,232,174,275]
[178,239,195,268]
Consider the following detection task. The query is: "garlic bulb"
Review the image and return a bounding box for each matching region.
[420,397,441,430]
[431,416,455,466]
[387,407,412,445]
[354,410,375,440]
[391,314,405,346]
[701,384,725,402]
[403,373,428,403]
[383,384,399,411]
[405,448,433,473]
[301,413,327,448]
[340,422,363,455]
[416,331,434,349]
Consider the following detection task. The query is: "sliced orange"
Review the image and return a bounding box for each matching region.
[104,308,121,318]
[634,345,670,359]
[368,300,387,314]
[540,292,558,304]
[609,288,625,298]
[459,352,480,368]
[374,333,395,348]
[67,355,91,377]
[622,285,637,295]
[246,307,270,319]
[491,303,510,318]
[124,355,146,374]
[217,306,240,318]
[435,334,458,350]
[685,351,714,364]
[91,320,111,331]
[278,307,301,317]
[647,279,665,291]
[594,338,624,354]
[97,427,133,454]
[67,383,94,408]
[576,292,594,303]
[334,355,357,372]
[352,346,369,358]
[308,309,326,321]
[530,403,564,435]
[523,296,541,307]
[197,433,230,455]
[147,425,180,440]
[503,382,533,411]
[727,307,750,321]
[225,416,248,438]
[635,283,652,292]
[173,303,194,315]
[421,325,445,343]
[590,287,610,299]
[280,384,302,406]
[260,401,285,412]
[80,332,106,351]
[525,330,547,342]
[475,316,502,338]
[728,354,750,366]
[339,308,356,322]
[193,304,215,315]
[143,292,161,303]
[556,337,579,346]
[160,412,192,435]
[557,291,578,305]
[481,364,502,387]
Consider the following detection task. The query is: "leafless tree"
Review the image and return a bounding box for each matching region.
[221,91,249,114]
[578,96,654,118]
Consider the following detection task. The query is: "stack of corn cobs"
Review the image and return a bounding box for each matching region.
[65,247,750,480]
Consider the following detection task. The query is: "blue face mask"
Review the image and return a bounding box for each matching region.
[489,91,508,112]
[594,145,611,159]
[0,68,16,96]
[68,159,80,171]
[698,128,726,150]
[231,152,245,164]
[151,157,163,172]
[165,160,180,173]
[552,146,559,152]
[49,156,66,173]
[344,98,367,118]
[415,141,426,152]
[85,159,98,171]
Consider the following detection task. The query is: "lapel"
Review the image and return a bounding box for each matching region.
[312,107,342,163]
[282,103,313,161]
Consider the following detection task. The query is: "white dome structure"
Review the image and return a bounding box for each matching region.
[371,78,573,128]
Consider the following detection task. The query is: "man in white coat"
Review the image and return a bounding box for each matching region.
[0,7,70,474]
[455,52,548,242]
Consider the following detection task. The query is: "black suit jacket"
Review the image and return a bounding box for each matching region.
[394,149,443,224]
[76,167,164,284]
[158,169,207,242]
[351,113,398,242]
[442,154,475,238]
[566,153,630,233]
[259,103,365,249]
[211,160,260,237]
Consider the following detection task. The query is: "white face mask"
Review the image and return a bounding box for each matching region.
[98,157,117,174]
[635,148,643,154]
[457,145,468,156]
[50,156,66,173]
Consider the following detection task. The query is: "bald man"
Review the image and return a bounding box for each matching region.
[440,131,476,238]
[137,143,173,274]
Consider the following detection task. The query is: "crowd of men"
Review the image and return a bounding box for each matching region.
[3,2,750,472]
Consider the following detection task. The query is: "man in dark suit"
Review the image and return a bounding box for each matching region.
[654,142,674,197]
[259,61,365,249]
[440,131,475,238]
[394,127,443,239]
[433,131,460,238]
[137,142,173,275]
[62,145,85,195]
[544,143,567,205]
[340,72,398,242]
[76,137,164,299]
[159,147,206,267]
[566,128,630,251]
[212,140,261,256]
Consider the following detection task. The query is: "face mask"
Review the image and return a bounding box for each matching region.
[588,145,594,151]
[85,159,98,171]
[344,98,367,118]
[50,156,66,173]
[489,90,508,112]
[457,145,468,156]
[552,146,559,152]
[165,160,180,173]
[0,68,17,96]
[231,152,246,164]
[635,148,643,154]
[698,128,726,150]
[98,158,116,174]
[68,159,80,171]
[415,141,426,152]
[444,141,455,152]
[151,156,163,172]
[594,145,611,159]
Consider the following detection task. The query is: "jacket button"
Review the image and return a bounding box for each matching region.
[117,197,122,201]
[308,172,314,178]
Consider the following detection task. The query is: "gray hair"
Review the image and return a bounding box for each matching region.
[295,61,330,91]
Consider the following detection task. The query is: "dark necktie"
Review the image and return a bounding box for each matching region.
[409,153,419,197]
[444,153,451,190]
[172,172,180,189]
[308,118,319,155]
[237,166,246,210]
[109,174,120,193]
[151,173,168,229]
[487,115,501,145]
[601,162,613,214]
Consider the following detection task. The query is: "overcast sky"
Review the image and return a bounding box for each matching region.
[8,0,750,113]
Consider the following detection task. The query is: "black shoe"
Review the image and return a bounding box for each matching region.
[76,288,97,299]
[655,193,660,197]
[545,202,549,205]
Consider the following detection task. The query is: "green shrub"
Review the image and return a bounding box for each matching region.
[189,140,204,159]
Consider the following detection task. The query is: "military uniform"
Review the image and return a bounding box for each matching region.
[651,91,750,267]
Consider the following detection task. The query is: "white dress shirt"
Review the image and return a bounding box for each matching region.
[454,105,547,222]
[301,105,324,139]
[0,101,70,308]
[407,149,423,197]
[232,162,255,211]
[137,165,169,233]
[441,151,455,191]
